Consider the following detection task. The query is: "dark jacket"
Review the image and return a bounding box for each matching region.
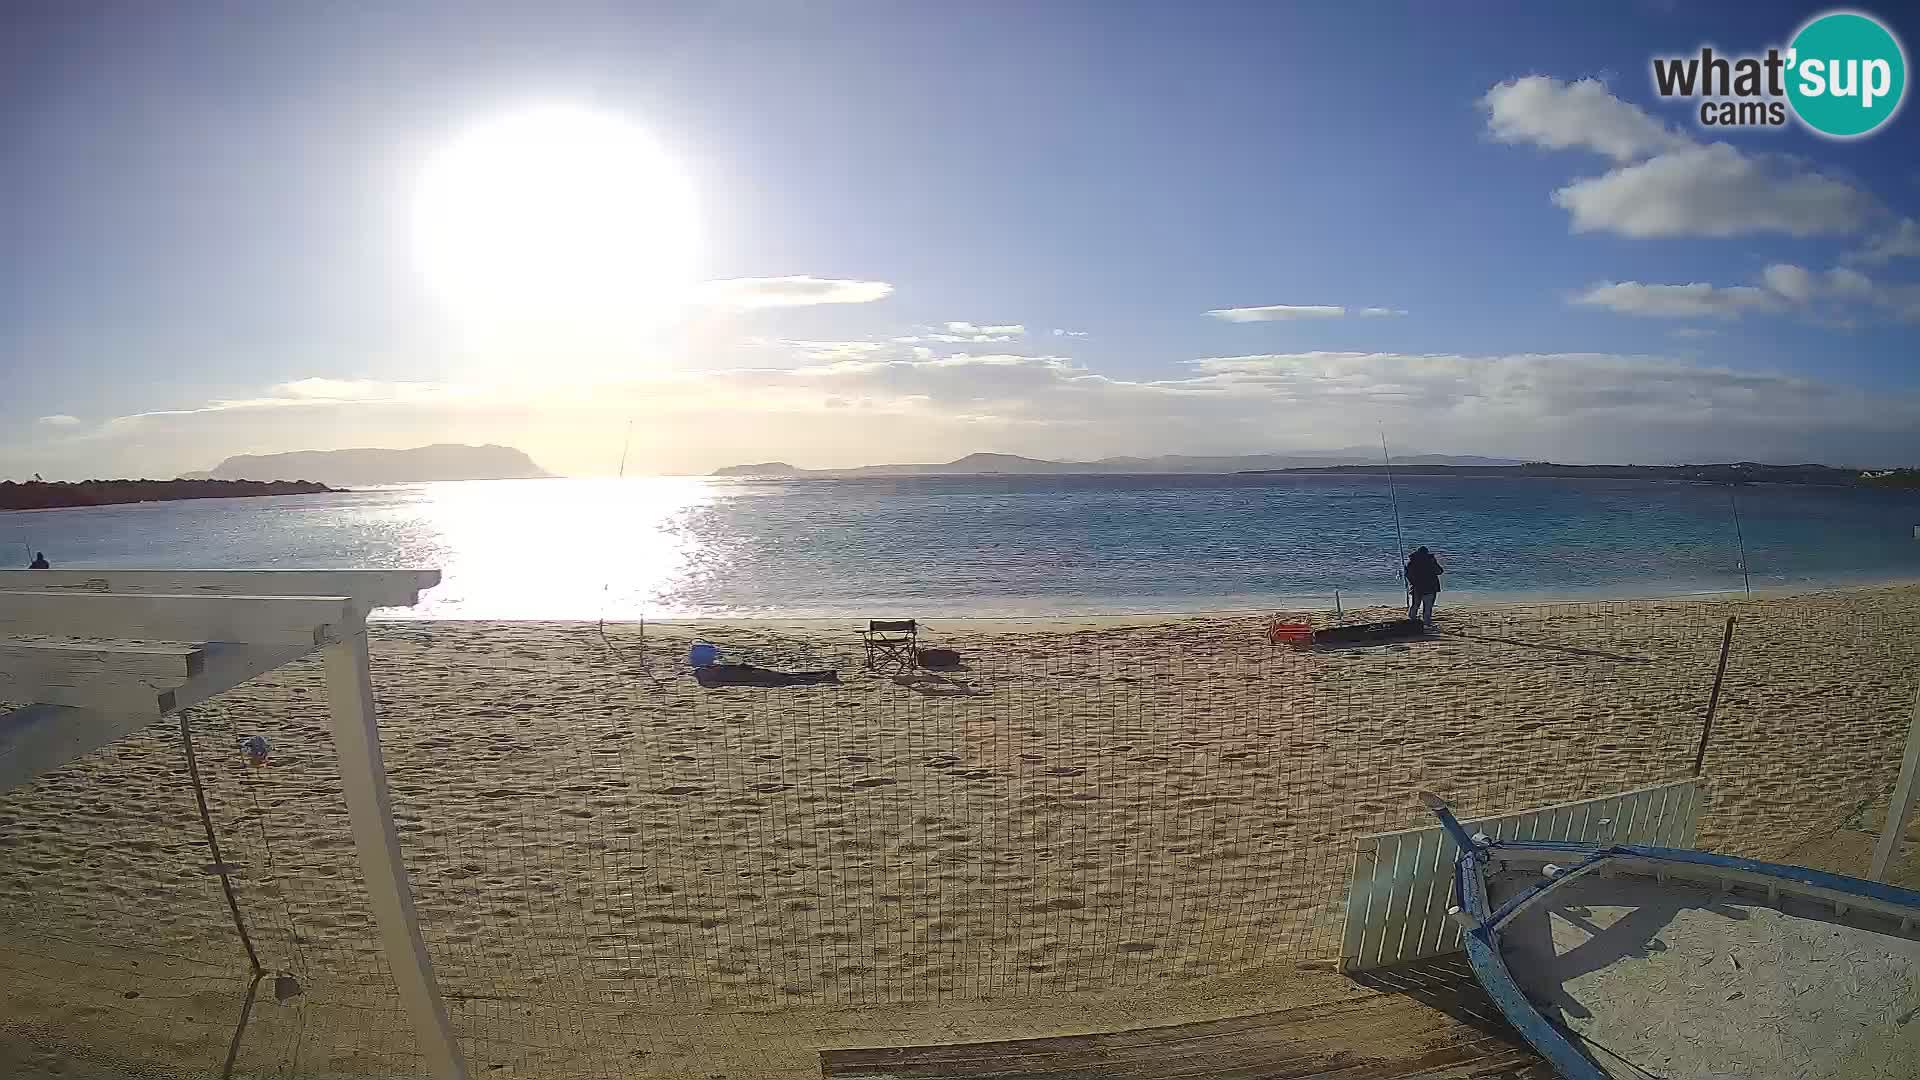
[1405,548,1443,594]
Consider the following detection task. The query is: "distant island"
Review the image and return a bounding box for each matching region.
[713,450,1523,478]
[1243,461,1920,488]
[714,453,1920,488]
[181,443,552,486]
[0,478,334,512]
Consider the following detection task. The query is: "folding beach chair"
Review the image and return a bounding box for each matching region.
[862,620,919,673]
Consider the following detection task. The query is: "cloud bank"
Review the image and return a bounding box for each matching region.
[1484,77,1877,239]
[1574,264,1919,323]
[28,344,1917,480]
[1207,305,1345,322]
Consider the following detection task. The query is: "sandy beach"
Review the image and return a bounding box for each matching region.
[3,584,1918,1078]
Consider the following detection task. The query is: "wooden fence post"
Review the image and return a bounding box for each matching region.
[324,627,468,1080]
[1691,616,1736,777]
[1870,683,1920,882]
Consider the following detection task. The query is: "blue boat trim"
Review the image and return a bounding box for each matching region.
[1445,830,1611,1080]
[1423,796,1920,1080]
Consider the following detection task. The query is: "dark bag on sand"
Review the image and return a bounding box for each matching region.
[1313,619,1428,646]
[916,647,962,669]
[694,663,838,688]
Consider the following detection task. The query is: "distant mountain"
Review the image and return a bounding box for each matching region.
[182,444,552,485]
[712,451,1523,477]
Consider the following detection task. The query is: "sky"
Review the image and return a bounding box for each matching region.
[4,0,1920,479]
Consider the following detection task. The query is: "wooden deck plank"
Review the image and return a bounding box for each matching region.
[820,986,1550,1079]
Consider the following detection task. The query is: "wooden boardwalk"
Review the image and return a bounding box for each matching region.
[822,960,1551,1080]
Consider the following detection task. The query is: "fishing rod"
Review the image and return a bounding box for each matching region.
[1381,431,1407,569]
[598,418,639,644]
[615,418,634,481]
[1727,484,1752,595]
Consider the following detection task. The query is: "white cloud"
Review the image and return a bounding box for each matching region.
[749,339,889,360]
[1671,327,1720,339]
[697,276,894,309]
[895,321,1028,344]
[1575,264,1920,324]
[1484,77,1877,239]
[945,321,1025,336]
[1206,304,1346,322]
[1826,267,1876,299]
[1483,76,1692,161]
[1553,144,1874,238]
[1172,351,1919,462]
[911,333,1018,344]
[1572,281,1781,318]
[110,379,466,426]
[1358,307,1407,317]
[276,377,399,401]
[1761,264,1816,304]
[1852,218,1920,264]
[1759,264,1919,319]
[1051,328,1090,337]
[37,414,80,426]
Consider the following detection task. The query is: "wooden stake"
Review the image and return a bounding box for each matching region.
[1692,616,1735,777]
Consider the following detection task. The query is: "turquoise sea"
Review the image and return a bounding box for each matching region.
[3,474,1917,619]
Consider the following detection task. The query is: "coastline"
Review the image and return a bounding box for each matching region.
[371,573,1920,625]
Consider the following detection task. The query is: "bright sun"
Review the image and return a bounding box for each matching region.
[413,105,699,335]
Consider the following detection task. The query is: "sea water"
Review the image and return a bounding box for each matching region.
[4,474,1917,619]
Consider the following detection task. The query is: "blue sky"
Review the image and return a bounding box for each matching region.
[4,0,1919,477]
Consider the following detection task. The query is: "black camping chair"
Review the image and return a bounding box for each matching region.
[862,620,919,673]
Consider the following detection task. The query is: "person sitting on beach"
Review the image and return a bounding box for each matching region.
[688,639,837,688]
[1404,546,1443,625]
[27,551,49,569]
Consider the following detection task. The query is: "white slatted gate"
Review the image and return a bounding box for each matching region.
[1340,779,1700,972]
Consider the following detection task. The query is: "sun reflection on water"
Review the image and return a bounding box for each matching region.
[400,477,714,620]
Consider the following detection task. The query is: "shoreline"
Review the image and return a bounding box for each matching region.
[373,575,1920,628]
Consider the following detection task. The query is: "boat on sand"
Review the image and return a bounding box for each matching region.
[1423,792,1920,1079]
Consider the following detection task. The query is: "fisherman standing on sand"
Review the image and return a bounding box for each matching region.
[28,551,50,569]
[1404,546,1443,625]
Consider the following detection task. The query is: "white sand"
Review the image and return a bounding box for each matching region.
[2,585,1917,1077]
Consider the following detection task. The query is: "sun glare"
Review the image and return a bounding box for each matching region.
[412,105,700,336]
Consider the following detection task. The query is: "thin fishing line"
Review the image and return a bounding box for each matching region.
[596,419,634,650]
[1726,484,1752,595]
[1380,431,1407,576]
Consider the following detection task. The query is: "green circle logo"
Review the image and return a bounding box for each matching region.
[1787,11,1907,137]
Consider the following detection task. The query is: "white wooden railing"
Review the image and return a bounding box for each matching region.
[0,569,466,1080]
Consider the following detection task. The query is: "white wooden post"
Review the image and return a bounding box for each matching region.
[323,627,468,1080]
[1870,683,1920,882]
